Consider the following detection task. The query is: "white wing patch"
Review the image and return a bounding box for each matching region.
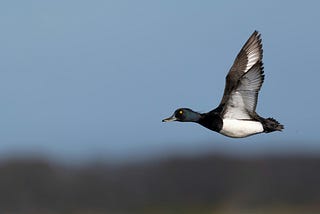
[244,42,262,73]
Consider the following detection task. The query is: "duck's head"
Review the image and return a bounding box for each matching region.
[162,108,201,122]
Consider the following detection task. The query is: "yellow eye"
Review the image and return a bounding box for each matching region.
[179,110,183,115]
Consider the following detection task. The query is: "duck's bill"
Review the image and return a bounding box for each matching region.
[162,115,177,122]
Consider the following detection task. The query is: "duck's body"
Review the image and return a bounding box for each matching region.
[163,31,283,138]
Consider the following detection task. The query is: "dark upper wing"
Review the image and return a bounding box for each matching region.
[222,62,264,119]
[218,31,263,108]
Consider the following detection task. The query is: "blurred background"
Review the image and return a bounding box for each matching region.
[0,1,319,213]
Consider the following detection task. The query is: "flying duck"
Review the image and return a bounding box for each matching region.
[162,31,283,138]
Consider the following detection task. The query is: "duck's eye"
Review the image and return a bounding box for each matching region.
[179,110,183,115]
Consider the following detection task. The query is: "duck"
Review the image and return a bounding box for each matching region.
[162,31,283,138]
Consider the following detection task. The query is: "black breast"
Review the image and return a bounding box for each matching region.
[198,112,223,132]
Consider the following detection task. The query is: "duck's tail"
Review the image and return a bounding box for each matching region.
[262,117,284,133]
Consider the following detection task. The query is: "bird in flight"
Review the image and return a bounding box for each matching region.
[162,31,283,138]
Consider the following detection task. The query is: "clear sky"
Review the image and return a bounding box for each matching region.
[0,1,319,163]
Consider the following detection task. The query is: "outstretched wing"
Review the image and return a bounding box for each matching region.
[219,31,263,107]
[222,62,264,119]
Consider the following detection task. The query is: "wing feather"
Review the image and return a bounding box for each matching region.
[222,62,264,119]
[219,31,263,107]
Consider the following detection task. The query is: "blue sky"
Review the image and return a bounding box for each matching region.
[0,1,319,163]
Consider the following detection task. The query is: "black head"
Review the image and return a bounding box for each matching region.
[162,108,201,122]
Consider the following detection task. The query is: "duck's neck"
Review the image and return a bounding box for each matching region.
[186,110,202,122]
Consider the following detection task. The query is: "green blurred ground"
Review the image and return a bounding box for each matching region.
[0,155,319,214]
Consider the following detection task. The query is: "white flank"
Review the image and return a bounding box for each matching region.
[220,119,263,138]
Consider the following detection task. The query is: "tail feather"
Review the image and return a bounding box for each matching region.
[262,117,284,133]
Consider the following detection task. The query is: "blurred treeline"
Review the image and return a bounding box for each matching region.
[0,155,319,214]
